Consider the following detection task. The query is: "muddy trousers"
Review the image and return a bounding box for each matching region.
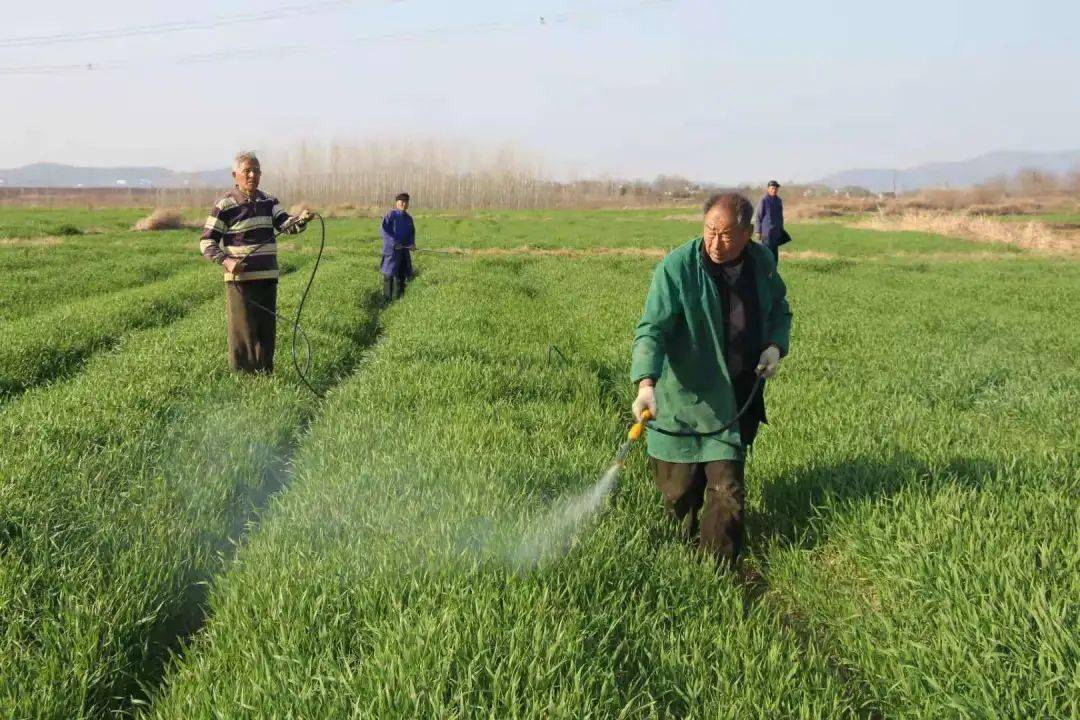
[652,459,745,565]
[225,279,277,373]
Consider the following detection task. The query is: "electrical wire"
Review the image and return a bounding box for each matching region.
[0,0,673,76]
[0,1,367,48]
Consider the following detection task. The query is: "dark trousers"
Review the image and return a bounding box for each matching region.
[382,248,413,302]
[225,280,276,373]
[383,270,407,302]
[652,459,745,564]
[761,234,780,263]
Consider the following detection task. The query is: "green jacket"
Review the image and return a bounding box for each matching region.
[631,238,792,463]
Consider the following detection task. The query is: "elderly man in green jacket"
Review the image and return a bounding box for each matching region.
[631,192,792,565]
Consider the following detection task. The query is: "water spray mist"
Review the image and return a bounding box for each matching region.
[506,409,652,569]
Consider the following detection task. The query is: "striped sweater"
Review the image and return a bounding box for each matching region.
[199,188,305,282]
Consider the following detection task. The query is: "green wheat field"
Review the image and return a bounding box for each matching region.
[1,207,1077,718]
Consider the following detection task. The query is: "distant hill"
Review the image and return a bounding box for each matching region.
[0,162,232,189]
[817,150,1080,193]
[7,151,1080,194]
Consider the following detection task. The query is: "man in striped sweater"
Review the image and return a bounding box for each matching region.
[200,151,314,373]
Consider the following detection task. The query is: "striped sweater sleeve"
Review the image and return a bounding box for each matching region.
[271,200,306,235]
[199,201,228,264]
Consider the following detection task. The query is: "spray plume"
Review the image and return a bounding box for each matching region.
[506,463,622,570]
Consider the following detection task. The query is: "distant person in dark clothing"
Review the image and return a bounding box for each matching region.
[380,193,415,302]
[755,180,784,262]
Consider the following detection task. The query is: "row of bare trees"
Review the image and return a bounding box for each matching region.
[259,141,715,210]
[2,139,1078,211]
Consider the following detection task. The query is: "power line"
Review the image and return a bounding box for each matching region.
[0,62,94,75]
[0,0,673,76]
[0,0,370,48]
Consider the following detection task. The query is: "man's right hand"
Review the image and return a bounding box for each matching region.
[221,256,243,274]
[632,381,657,422]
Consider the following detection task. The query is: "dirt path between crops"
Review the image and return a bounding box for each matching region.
[418,246,1047,263]
[848,216,1080,254]
[0,236,68,246]
[426,246,670,259]
[428,246,841,260]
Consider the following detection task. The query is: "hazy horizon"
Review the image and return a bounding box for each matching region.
[6,0,1080,185]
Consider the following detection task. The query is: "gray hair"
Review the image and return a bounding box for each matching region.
[233,151,260,170]
[703,192,753,229]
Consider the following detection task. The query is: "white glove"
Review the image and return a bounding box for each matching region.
[632,383,657,421]
[755,345,781,378]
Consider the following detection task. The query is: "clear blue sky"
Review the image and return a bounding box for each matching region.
[4,0,1079,183]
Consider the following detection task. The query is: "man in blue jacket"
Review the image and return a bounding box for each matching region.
[380,192,415,302]
[755,180,784,262]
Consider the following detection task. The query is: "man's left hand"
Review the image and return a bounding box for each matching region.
[755,345,781,378]
[298,209,315,224]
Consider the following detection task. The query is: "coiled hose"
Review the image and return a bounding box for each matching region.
[234,213,326,398]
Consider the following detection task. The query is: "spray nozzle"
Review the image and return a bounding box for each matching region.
[627,408,652,441]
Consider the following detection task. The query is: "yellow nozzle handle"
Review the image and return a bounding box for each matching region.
[628,408,652,441]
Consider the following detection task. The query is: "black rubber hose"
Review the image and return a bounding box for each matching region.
[290,214,326,398]
[394,244,462,256]
[645,374,765,437]
[236,213,326,398]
